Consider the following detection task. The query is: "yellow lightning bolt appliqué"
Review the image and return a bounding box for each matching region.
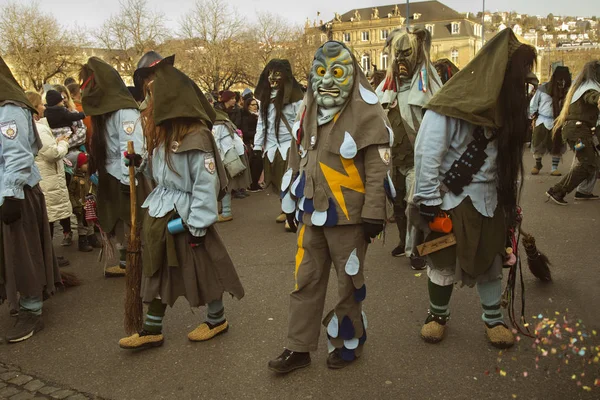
[319,156,365,220]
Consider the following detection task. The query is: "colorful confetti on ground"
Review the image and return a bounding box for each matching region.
[486,309,599,395]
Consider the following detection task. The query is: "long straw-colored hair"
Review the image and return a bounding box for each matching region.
[553,60,600,135]
[141,81,205,176]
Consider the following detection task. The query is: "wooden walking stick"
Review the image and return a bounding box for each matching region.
[124,141,143,334]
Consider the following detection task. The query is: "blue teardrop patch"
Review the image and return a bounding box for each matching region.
[339,315,355,340]
[354,284,366,302]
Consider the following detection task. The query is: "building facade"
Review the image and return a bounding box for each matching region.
[322,1,483,73]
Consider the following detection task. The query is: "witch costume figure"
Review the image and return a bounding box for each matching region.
[132,51,175,103]
[376,28,442,268]
[412,29,538,349]
[254,59,304,230]
[268,41,392,373]
[529,66,571,176]
[0,55,61,343]
[80,57,146,277]
[118,63,244,350]
[546,60,600,205]
[434,58,460,85]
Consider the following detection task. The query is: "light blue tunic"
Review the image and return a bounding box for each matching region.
[0,103,41,206]
[142,144,219,237]
[254,99,302,162]
[104,108,144,185]
[413,110,498,218]
[529,86,554,130]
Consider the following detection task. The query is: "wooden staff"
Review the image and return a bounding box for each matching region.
[124,141,143,334]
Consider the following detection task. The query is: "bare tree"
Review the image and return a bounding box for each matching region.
[178,0,252,91]
[95,0,167,77]
[0,1,89,91]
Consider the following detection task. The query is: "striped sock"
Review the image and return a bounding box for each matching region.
[534,157,542,169]
[477,279,504,327]
[143,299,167,334]
[428,279,453,317]
[206,299,225,325]
[119,247,126,268]
[551,157,560,171]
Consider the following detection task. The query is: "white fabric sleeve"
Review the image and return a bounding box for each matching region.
[413,110,453,206]
[0,106,35,200]
[186,151,219,237]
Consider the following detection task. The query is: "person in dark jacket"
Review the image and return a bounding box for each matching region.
[241,97,262,191]
[221,90,242,128]
[44,90,85,129]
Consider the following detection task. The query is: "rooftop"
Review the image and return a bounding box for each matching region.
[336,1,464,24]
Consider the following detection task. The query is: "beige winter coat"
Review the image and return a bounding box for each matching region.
[34,118,72,222]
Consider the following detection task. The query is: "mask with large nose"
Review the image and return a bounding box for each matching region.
[311,42,355,109]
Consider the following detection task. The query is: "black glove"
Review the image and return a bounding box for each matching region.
[123,151,142,167]
[286,213,298,233]
[188,232,205,248]
[119,183,131,194]
[419,204,441,223]
[253,149,262,159]
[363,220,384,242]
[1,198,22,225]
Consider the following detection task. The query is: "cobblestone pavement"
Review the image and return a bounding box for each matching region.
[0,363,107,400]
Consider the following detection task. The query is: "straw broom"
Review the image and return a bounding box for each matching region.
[124,141,143,334]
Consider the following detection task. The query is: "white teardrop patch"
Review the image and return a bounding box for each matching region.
[292,120,301,141]
[290,173,302,195]
[340,131,358,159]
[327,314,339,338]
[344,249,360,276]
[281,191,296,214]
[327,339,336,353]
[280,168,293,192]
[311,210,327,226]
[359,83,379,105]
[362,311,368,329]
[299,145,307,158]
[344,338,359,350]
[387,125,394,147]
[298,196,306,212]
[387,170,397,198]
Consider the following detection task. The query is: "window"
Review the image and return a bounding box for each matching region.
[451,49,459,65]
[380,29,389,40]
[343,33,351,42]
[425,24,434,36]
[381,54,389,70]
[451,22,460,34]
[361,54,371,71]
[361,31,370,41]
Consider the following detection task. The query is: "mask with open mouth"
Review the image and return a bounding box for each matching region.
[387,29,429,83]
[311,42,354,108]
[269,70,283,90]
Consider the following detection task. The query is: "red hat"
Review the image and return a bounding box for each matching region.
[77,152,88,168]
[221,90,235,103]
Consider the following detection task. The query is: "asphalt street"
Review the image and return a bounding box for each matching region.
[0,153,599,400]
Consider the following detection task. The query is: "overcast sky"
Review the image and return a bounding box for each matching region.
[36,0,597,32]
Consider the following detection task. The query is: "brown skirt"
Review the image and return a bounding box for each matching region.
[0,185,61,307]
[141,212,244,307]
[428,197,505,286]
[96,171,151,239]
[228,152,252,191]
[263,150,288,193]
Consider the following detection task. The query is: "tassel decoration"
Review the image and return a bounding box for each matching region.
[521,230,552,282]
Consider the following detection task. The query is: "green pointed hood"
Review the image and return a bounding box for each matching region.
[81,57,139,116]
[152,63,216,128]
[425,29,530,128]
[0,55,35,112]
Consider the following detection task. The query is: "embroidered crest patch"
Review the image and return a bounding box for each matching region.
[205,156,216,174]
[378,145,391,165]
[0,121,18,140]
[122,121,135,135]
